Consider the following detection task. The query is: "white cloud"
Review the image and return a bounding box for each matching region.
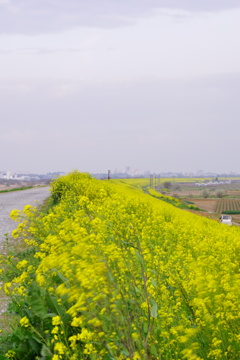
[0,0,239,34]
[0,4,239,174]
[1,9,240,83]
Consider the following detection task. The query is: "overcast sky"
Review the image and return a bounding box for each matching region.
[1,0,240,175]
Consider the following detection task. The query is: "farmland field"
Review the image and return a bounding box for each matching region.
[115,177,222,190]
[117,177,240,187]
[215,199,240,213]
[117,178,240,197]
[186,199,217,213]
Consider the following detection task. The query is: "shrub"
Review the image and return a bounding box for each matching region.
[202,190,209,198]
[163,181,172,189]
[187,204,201,211]
[216,190,224,198]
[222,210,240,214]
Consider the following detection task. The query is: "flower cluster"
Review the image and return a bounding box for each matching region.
[1,171,240,359]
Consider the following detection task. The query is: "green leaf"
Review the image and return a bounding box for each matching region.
[30,297,47,318]
[135,250,146,270]
[150,344,158,356]
[150,300,158,318]
[14,328,25,341]
[143,322,149,334]
[28,337,41,353]
[149,269,157,275]
[135,250,143,263]
[42,312,57,320]
[134,286,141,294]
[0,355,8,360]
[120,350,129,356]
[41,344,52,357]
[32,335,43,344]
[52,269,70,288]
[45,292,61,314]
[151,278,157,287]
[122,241,136,249]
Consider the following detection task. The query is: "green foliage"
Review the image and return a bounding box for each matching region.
[0,186,33,194]
[50,171,96,204]
[187,204,201,210]
[2,282,71,360]
[222,210,240,214]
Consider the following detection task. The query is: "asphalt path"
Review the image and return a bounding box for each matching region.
[0,187,50,251]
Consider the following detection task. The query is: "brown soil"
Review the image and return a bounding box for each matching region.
[0,184,20,191]
[185,199,217,213]
[232,214,240,225]
[225,191,240,196]
[0,180,50,192]
[0,182,30,191]
[171,190,202,197]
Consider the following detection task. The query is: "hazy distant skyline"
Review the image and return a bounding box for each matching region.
[1,1,240,174]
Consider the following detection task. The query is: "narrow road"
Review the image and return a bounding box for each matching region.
[0,187,50,250]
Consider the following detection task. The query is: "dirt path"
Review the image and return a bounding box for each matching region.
[0,187,50,251]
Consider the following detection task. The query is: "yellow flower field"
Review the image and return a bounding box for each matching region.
[113,177,240,189]
[1,172,240,360]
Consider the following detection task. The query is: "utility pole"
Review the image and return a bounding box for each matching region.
[150,174,153,188]
[155,175,157,190]
[158,174,160,192]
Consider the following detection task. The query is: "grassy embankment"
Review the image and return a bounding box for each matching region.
[0,172,240,359]
[112,179,201,211]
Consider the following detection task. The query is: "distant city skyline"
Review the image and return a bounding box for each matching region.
[1,168,240,180]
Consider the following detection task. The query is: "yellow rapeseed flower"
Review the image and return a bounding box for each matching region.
[19,316,30,327]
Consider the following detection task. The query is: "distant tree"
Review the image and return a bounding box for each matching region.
[216,190,224,198]
[163,181,172,190]
[202,190,209,198]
